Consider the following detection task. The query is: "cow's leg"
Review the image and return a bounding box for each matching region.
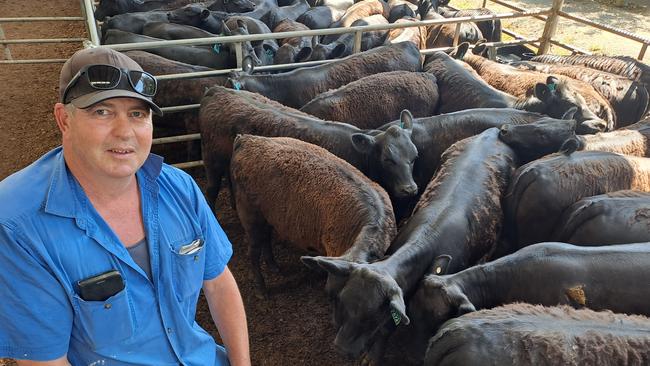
[203,158,225,213]
[235,190,272,299]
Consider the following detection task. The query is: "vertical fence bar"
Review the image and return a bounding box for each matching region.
[0,23,13,60]
[81,0,100,46]
[537,0,564,55]
[353,30,363,53]
[235,42,243,67]
[453,22,462,46]
[639,43,648,61]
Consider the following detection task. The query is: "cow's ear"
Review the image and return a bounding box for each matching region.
[534,83,551,102]
[452,42,469,59]
[399,109,413,132]
[330,43,346,59]
[201,9,211,19]
[236,19,247,31]
[389,292,410,326]
[546,75,559,86]
[456,296,476,316]
[300,256,355,276]
[430,255,452,275]
[221,20,231,35]
[295,46,313,62]
[351,133,376,154]
[561,106,578,121]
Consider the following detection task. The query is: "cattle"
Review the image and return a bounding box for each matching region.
[512,61,649,126]
[418,1,483,48]
[300,128,517,362]
[199,86,419,210]
[328,0,388,29]
[379,109,576,195]
[499,117,650,163]
[94,0,211,21]
[423,50,587,127]
[388,3,416,23]
[411,241,650,359]
[438,6,502,42]
[501,150,650,253]
[552,190,650,245]
[103,29,234,69]
[272,19,313,64]
[225,41,422,108]
[100,11,169,41]
[384,19,427,50]
[300,71,439,128]
[462,53,616,132]
[424,303,650,366]
[166,4,228,34]
[142,21,217,40]
[308,15,389,62]
[262,0,311,29]
[222,18,272,66]
[530,53,650,92]
[296,5,346,29]
[230,135,397,298]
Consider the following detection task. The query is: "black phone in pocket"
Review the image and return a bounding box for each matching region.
[77,270,125,301]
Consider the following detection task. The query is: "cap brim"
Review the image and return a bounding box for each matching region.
[71,89,163,116]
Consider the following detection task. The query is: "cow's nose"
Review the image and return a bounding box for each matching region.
[400,184,418,197]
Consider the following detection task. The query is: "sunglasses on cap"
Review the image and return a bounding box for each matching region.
[62,64,157,105]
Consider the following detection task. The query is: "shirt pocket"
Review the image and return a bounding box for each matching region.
[169,237,206,301]
[73,287,134,350]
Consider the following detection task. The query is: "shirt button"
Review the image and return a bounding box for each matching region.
[104,303,112,309]
[167,327,173,334]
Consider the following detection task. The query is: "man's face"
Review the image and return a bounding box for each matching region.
[59,97,153,181]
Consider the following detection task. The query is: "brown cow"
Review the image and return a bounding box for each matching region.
[230,135,396,299]
[462,53,616,132]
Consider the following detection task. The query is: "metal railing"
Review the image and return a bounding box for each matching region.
[483,0,650,59]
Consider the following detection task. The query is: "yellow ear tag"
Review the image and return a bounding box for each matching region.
[435,267,442,274]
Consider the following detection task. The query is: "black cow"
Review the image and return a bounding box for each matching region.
[301,128,517,364]
[101,11,169,42]
[142,21,217,40]
[225,42,422,108]
[553,190,650,245]
[94,0,197,21]
[199,86,419,210]
[424,303,650,366]
[411,241,650,360]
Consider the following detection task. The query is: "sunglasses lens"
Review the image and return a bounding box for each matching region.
[129,71,157,96]
[87,65,121,89]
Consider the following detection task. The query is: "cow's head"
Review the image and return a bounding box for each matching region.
[167,4,209,26]
[352,110,418,199]
[222,20,263,66]
[498,111,580,163]
[300,256,409,358]
[94,0,131,20]
[409,256,476,340]
[309,36,348,61]
[530,76,608,134]
[274,44,313,65]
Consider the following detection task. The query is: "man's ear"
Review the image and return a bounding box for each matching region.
[54,103,72,134]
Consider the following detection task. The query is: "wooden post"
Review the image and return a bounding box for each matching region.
[453,22,462,46]
[0,23,13,60]
[537,0,564,55]
[235,42,243,68]
[639,43,648,61]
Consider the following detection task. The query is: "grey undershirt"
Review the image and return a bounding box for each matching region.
[126,237,152,280]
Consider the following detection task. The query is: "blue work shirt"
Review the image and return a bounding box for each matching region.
[0,147,233,365]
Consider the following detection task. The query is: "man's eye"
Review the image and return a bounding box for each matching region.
[131,110,149,118]
[94,109,109,116]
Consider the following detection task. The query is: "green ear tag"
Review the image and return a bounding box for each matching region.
[400,121,404,129]
[391,309,401,326]
[212,43,222,54]
[548,83,556,92]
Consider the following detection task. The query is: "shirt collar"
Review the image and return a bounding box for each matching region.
[44,148,164,218]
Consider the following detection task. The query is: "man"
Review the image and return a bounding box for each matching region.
[0,47,250,366]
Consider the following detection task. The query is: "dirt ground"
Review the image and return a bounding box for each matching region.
[0,0,649,365]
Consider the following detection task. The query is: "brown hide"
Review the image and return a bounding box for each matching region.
[273,18,310,47]
[385,18,427,50]
[300,71,439,128]
[337,0,387,27]
[231,135,396,260]
[580,120,650,157]
[464,54,616,129]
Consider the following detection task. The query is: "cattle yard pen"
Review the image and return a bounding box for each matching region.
[1,0,649,169]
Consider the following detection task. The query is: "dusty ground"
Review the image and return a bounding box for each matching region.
[0,0,649,365]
